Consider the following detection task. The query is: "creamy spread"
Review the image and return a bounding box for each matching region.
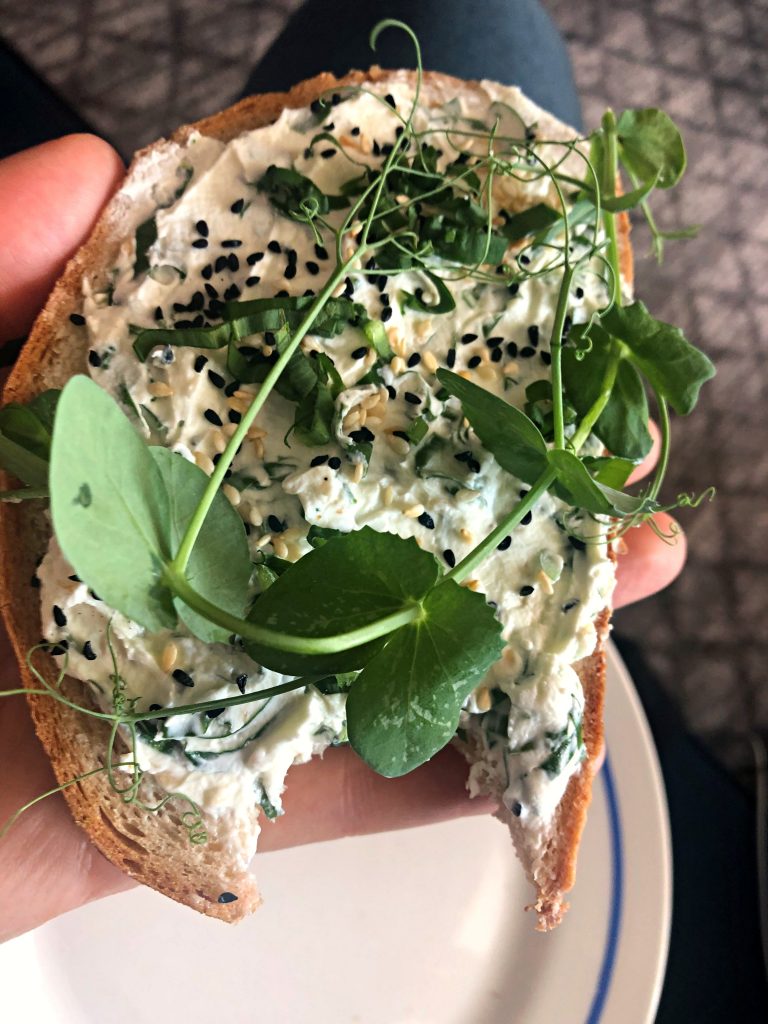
[39,78,616,860]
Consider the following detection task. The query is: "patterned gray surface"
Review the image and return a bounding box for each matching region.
[1,0,766,773]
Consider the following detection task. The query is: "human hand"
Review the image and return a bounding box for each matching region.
[0,135,686,942]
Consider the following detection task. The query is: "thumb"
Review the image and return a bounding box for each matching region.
[0,134,124,343]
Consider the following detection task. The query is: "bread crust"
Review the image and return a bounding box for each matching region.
[0,68,629,924]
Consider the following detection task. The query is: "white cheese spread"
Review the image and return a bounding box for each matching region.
[39,79,616,856]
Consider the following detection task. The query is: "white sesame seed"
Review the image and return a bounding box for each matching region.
[459,527,473,542]
[422,351,439,373]
[388,435,410,457]
[194,451,215,475]
[364,349,377,369]
[273,538,289,559]
[254,533,272,549]
[382,484,395,506]
[456,489,477,503]
[234,389,255,402]
[248,508,263,527]
[211,430,227,454]
[361,393,380,410]
[160,642,178,674]
[537,569,554,596]
[246,425,267,440]
[223,483,241,507]
[462,579,480,591]
[475,687,492,712]
[504,361,521,376]
[390,356,407,375]
[352,462,364,484]
[147,381,174,398]
[222,422,238,437]
[404,503,425,519]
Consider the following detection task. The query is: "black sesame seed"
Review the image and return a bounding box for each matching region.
[521,511,533,526]
[569,536,586,552]
[228,409,242,424]
[68,574,81,583]
[30,575,41,589]
[351,346,367,360]
[192,238,209,248]
[506,341,518,357]
[511,800,523,817]
[418,511,435,529]
[385,93,397,108]
[224,284,241,301]
[365,257,377,271]
[88,350,102,368]
[386,385,396,400]
[227,254,240,273]
[247,251,264,265]
[331,92,341,105]
[208,370,225,389]
[267,514,285,533]
[82,641,97,661]
[468,355,482,369]
[491,348,503,363]
[379,285,389,301]
[236,674,247,694]
[328,456,342,470]
[323,121,335,132]
[315,243,329,260]
[69,312,86,326]
[486,336,504,349]
[310,454,329,467]
[455,450,472,463]
[268,240,281,254]
[520,346,536,358]
[230,198,245,214]
[173,669,194,688]
[173,301,188,314]
[407,353,421,367]
[206,707,226,719]
[154,306,164,321]
[175,319,193,329]
[204,409,223,426]
[351,126,360,136]
[461,333,478,345]
[380,306,393,322]
[222,239,242,249]
[562,599,580,612]
[350,427,375,444]
[190,290,205,310]
[443,549,456,568]
[381,143,394,156]
[320,148,336,159]
[214,255,228,274]
[201,264,213,279]
[204,283,219,300]
[53,605,67,628]
[392,430,409,442]
[520,254,531,265]
[284,263,297,280]
[196,219,209,237]
[50,642,68,656]
[218,892,238,905]
[541,351,552,365]
[497,536,512,551]
[372,140,381,156]
[519,585,535,596]
[527,324,540,346]
[310,98,325,114]
[404,391,422,405]
[304,289,316,298]
[508,282,520,296]
[446,348,456,368]
[192,314,204,327]
[194,355,209,373]
[245,276,261,287]
[575,287,584,299]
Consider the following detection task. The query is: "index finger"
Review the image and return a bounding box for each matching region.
[0,134,124,343]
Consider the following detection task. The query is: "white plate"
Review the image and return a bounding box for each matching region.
[1,642,671,1023]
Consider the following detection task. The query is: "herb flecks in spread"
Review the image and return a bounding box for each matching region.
[0,21,714,851]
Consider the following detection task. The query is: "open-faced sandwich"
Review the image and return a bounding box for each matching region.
[0,21,713,930]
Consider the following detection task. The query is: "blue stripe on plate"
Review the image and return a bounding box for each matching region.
[585,752,624,1024]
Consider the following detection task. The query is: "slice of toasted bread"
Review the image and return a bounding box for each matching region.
[0,68,631,925]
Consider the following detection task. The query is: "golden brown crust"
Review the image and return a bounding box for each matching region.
[0,68,626,924]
